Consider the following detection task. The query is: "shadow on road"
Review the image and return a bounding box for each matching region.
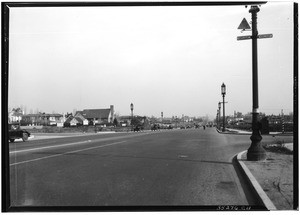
[232,155,265,206]
[33,151,234,165]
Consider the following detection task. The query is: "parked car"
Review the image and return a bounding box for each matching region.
[8,123,31,142]
[151,124,159,131]
[133,125,142,132]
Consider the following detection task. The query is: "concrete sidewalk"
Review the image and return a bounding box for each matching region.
[237,149,294,210]
[222,128,294,210]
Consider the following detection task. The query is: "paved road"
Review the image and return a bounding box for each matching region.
[9,128,274,207]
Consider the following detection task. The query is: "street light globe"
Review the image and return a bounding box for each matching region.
[130,103,134,111]
[221,83,226,96]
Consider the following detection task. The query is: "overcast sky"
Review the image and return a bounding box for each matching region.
[8,2,294,118]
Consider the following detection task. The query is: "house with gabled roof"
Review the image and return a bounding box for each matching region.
[64,115,83,127]
[74,105,114,126]
[73,111,89,125]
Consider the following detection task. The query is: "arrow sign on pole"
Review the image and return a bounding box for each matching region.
[237,35,252,40]
[257,34,273,39]
[237,34,273,41]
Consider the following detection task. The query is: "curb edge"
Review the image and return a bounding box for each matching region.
[236,150,277,210]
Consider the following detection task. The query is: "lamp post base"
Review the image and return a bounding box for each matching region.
[247,129,267,161]
[247,146,267,161]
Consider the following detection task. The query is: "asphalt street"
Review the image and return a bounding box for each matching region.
[9,128,275,207]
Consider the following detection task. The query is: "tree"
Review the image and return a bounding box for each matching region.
[65,112,73,118]
[113,118,119,127]
[131,117,142,127]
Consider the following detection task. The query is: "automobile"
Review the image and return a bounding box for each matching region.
[151,124,159,131]
[133,125,143,132]
[8,123,31,143]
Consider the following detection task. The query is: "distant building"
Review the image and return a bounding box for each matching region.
[22,113,64,126]
[8,108,23,123]
[118,115,132,126]
[64,115,85,127]
[74,105,114,126]
[118,115,149,127]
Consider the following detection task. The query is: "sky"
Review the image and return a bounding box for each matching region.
[8,2,294,118]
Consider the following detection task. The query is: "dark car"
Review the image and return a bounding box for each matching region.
[8,123,31,142]
[133,125,143,132]
[151,124,159,131]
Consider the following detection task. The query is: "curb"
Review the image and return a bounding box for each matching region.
[216,128,251,135]
[236,150,277,210]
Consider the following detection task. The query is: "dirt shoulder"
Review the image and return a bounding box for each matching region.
[241,151,293,210]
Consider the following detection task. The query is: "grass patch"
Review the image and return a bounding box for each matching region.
[263,139,293,155]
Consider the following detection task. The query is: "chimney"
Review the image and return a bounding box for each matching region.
[110,105,114,121]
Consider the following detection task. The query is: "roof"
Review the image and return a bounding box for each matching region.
[50,114,63,117]
[81,109,111,119]
[24,113,63,117]
[64,116,74,124]
[119,115,146,120]
[65,116,83,124]
[74,117,83,123]
[75,111,83,115]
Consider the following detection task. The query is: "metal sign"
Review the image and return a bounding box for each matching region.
[237,35,252,40]
[238,18,251,30]
[257,34,273,39]
[237,34,273,41]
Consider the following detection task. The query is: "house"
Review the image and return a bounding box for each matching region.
[48,114,65,126]
[73,111,89,125]
[162,118,173,124]
[8,108,23,123]
[118,115,149,127]
[74,105,114,126]
[118,116,132,126]
[64,116,84,127]
[22,113,64,126]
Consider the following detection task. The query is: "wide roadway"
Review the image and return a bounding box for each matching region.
[9,128,271,207]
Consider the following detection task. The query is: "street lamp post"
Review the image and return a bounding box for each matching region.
[130,103,134,131]
[216,110,219,128]
[218,102,221,130]
[221,83,226,132]
[247,5,267,161]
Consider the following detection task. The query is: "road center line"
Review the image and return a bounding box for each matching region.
[10,132,151,155]
[10,139,100,154]
[10,141,127,166]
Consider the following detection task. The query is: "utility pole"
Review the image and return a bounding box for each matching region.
[281,109,285,134]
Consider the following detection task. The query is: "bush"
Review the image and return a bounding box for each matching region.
[227,124,252,131]
[269,123,293,132]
